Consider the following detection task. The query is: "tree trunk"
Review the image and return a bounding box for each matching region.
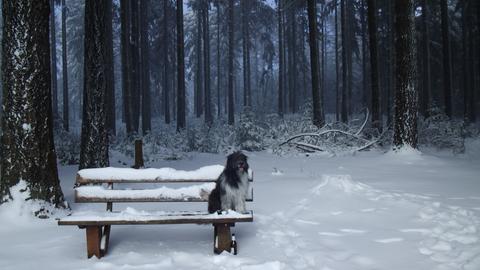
[194,8,203,118]
[277,0,284,118]
[420,0,431,117]
[227,0,235,125]
[393,0,418,149]
[242,0,251,109]
[361,0,368,109]
[105,0,115,136]
[163,0,171,124]
[440,0,452,118]
[340,0,348,123]
[61,0,69,132]
[287,5,297,113]
[203,0,213,125]
[140,0,151,134]
[130,0,140,133]
[367,0,381,132]
[1,0,64,207]
[80,0,109,169]
[176,0,186,131]
[50,0,58,120]
[120,0,133,134]
[216,0,221,118]
[307,0,324,127]
[335,0,339,122]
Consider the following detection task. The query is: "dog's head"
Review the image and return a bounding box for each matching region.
[226,151,249,175]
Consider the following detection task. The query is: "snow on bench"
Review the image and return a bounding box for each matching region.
[75,183,253,202]
[76,165,235,184]
[58,208,254,225]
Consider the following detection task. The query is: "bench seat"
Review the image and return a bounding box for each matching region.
[58,210,254,226]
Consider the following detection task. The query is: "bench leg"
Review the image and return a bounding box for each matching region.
[86,226,102,258]
[100,225,111,257]
[213,223,232,254]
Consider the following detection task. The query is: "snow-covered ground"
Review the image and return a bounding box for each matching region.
[1,140,480,270]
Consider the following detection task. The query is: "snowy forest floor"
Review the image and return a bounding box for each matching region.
[1,139,480,270]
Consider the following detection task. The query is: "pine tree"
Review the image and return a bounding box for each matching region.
[440,0,452,118]
[50,0,59,120]
[140,0,151,134]
[120,0,133,134]
[393,0,418,149]
[1,0,64,207]
[277,0,284,118]
[203,0,213,125]
[79,0,109,169]
[163,0,171,124]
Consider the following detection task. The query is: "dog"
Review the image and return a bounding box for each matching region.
[208,151,250,214]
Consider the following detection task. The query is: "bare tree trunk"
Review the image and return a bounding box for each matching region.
[340,0,348,123]
[203,0,212,125]
[393,0,418,149]
[307,0,324,127]
[130,0,140,133]
[1,0,64,207]
[440,0,452,118]
[140,0,151,134]
[105,0,115,136]
[216,0,221,118]
[62,0,69,132]
[367,0,381,132]
[277,0,284,118]
[120,0,133,135]
[420,0,431,118]
[227,0,235,125]
[80,0,109,169]
[194,9,203,118]
[50,0,58,120]
[335,0,340,122]
[163,0,170,124]
[176,0,186,130]
[242,0,251,108]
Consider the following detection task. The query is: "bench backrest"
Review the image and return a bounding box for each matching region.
[74,166,253,204]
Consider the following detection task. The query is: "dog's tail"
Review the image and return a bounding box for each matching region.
[208,187,221,214]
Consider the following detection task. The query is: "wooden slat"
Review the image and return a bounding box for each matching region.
[76,176,254,185]
[58,211,253,226]
[74,185,254,203]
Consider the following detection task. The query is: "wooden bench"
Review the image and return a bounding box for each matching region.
[58,165,253,258]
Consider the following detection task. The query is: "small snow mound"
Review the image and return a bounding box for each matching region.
[0,181,68,220]
[312,175,372,195]
[271,167,284,176]
[386,145,423,159]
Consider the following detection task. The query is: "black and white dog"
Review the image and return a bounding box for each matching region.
[208,151,250,214]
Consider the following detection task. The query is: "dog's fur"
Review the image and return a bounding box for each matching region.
[208,151,250,213]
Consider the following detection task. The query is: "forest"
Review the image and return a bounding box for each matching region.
[0,1,480,269]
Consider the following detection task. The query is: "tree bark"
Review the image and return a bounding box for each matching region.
[307,0,324,127]
[61,0,69,132]
[420,0,431,117]
[120,0,133,134]
[163,0,170,124]
[216,0,221,118]
[367,0,381,132]
[105,0,115,136]
[176,0,186,130]
[194,8,203,118]
[80,0,109,169]
[1,0,64,206]
[242,0,251,109]
[203,0,213,125]
[140,0,151,134]
[50,0,58,120]
[277,0,284,118]
[340,0,348,123]
[227,0,235,125]
[393,0,418,149]
[440,0,452,118]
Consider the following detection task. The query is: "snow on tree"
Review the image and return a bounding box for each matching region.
[79,0,109,169]
[393,0,418,149]
[0,0,64,208]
